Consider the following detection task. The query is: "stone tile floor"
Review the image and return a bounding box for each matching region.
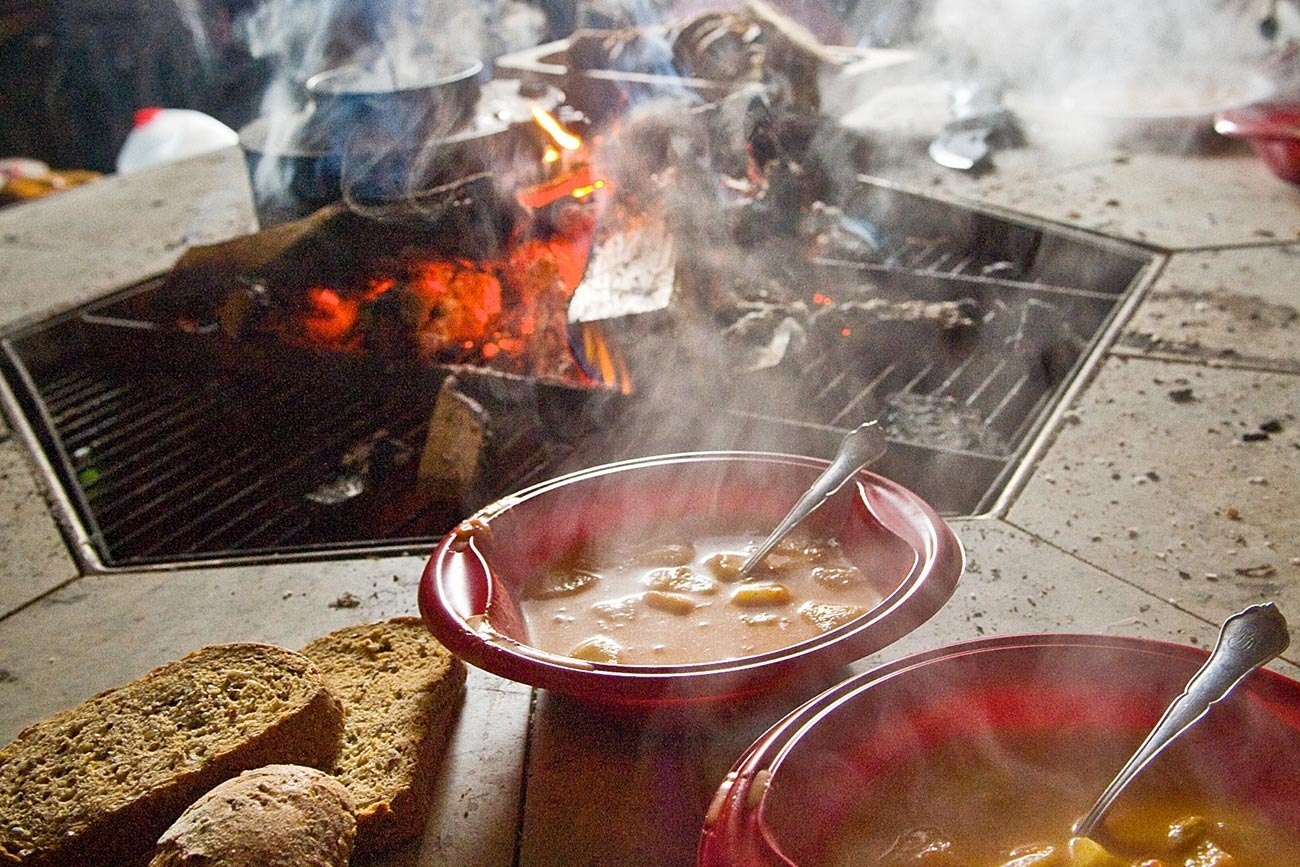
[0,119,1297,866]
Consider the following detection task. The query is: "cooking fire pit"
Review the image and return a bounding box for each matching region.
[0,22,1159,573]
[0,168,1156,572]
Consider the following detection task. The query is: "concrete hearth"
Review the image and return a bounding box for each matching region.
[1,99,1298,865]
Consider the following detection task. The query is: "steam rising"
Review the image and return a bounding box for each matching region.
[240,0,544,211]
[920,0,1278,149]
[243,0,486,101]
[925,0,1271,92]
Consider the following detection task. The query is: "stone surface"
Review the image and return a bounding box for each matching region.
[0,148,256,329]
[864,518,1241,664]
[0,437,79,618]
[1117,244,1300,372]
[2,99,1300,867]
[1008,357,1300,668]
[858,86,1300,251]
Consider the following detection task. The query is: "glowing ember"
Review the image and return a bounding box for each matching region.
[260,210,606,387]
[208,96,618,391]
[516,165,605,210]
[303,287,359,343]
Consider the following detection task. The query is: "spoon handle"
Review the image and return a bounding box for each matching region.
[736,420,888,579]
[1074,603,1290,839]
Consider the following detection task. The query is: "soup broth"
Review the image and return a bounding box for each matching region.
[821,729,1299,867]
[518,529,889,665]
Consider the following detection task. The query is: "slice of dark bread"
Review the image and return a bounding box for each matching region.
[0,643,344,867]
[300,617,467,857]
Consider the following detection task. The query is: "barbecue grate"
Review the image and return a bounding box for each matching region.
[0,178,1159,571]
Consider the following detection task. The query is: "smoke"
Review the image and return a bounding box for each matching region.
[237,0,548,216]
[241,0,486,102]
[921,0,1274,100]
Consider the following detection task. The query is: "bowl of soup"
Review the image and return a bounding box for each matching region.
[418,451,963,712]
[697,633,1300,866]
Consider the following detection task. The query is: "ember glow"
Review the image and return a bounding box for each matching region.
[228,94,619,390]
[302,287,360,343]
[516,107,611,210]
[285,232,592,380]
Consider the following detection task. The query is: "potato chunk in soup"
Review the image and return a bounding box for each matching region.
[518,530,885,665]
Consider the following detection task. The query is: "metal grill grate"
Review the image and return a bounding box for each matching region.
[0,178,1158,571]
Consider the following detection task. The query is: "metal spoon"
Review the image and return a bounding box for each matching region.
[735,420,888,580]
[1073,602,1291,839]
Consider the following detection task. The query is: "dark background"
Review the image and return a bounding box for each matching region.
[0,0,584,173]
[0,0,918,174]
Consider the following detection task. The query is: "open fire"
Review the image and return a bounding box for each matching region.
[190,104,615,387]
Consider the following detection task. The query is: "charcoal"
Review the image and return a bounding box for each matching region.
[810,297,980,335]
[883,394,1012,456]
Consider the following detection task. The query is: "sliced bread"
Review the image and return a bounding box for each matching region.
[0,643,344,867]
[300,617,467,856]
[149,764,357,867]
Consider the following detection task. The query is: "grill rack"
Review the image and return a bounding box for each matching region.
[0,177,1159,571]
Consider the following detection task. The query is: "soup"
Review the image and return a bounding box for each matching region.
[821,730,1299,867]
[518,529,889,665]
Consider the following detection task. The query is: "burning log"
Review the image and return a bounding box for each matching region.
[155,188,604,386]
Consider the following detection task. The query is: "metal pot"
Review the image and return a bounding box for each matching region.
[305,53,484,203]
[239,110,343,226]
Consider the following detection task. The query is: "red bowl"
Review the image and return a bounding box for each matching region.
[698,634,1300,866]
[1215,102,1300,183]
[418,451,963,714]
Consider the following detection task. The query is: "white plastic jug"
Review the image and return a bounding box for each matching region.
[115,107,240,174]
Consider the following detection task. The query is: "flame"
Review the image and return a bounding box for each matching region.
[518,108,609,210]
[575,321,633,394]
[571,179,607,200]
[408,260,504,344]
[531,106,583,152]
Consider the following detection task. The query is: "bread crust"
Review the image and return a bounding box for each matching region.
[0,644,344,867]
[149,764,356,866]
[301,616,467,856]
